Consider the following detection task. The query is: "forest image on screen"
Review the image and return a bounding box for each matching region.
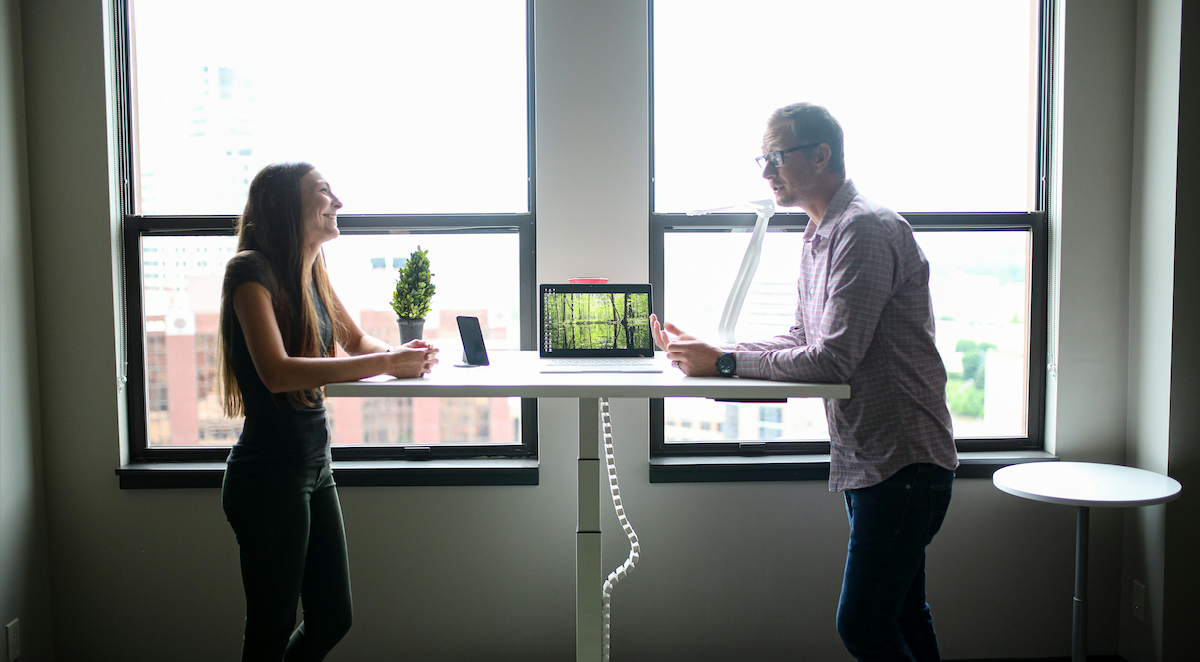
[544,292,652,351]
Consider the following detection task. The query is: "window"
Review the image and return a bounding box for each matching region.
[650,0,1050,462]
[117,0,537,466]
[759,428,784,441]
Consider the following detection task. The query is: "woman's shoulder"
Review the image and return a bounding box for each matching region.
[224,250,277,293]
[227,248,267,265]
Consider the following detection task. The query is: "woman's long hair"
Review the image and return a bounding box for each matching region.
[218,162,343,416]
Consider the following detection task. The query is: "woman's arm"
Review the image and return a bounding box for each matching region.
[233,281,438,393]
[329,288,391,356]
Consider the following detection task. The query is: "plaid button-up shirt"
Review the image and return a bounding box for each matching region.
[733,180,957,491]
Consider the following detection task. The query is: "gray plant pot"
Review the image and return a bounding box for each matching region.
[397,317,425,344]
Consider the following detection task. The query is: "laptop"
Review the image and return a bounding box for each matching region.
[539,283,663,373]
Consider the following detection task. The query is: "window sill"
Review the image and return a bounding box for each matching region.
[648,450,1057,483]
[115,458,539,489]
[117,451,1053,488]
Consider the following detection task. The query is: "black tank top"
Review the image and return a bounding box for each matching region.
[222,251,333,470]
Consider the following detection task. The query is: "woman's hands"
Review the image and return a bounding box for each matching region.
[384,339,439,378]
[331,288,437,379]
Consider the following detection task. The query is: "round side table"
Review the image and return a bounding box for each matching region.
[993,461,1181,662]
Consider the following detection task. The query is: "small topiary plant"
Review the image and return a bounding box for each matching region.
[391,246,436,320]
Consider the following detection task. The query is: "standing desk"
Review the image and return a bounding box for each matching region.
[326,350,849,661]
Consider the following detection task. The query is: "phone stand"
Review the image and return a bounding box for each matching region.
[455,315,490,366]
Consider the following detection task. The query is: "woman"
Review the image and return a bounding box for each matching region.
[218,162,437,660]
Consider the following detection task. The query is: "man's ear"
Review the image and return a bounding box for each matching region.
[815,143,832,172]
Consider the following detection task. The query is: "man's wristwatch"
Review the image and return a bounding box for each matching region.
[716,352,736,377]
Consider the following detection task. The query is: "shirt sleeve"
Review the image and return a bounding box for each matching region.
[735,214,894,383]
[222,250,277,301]
[735,323,806,352]
[221,250,281,342]
[734,285,807,353]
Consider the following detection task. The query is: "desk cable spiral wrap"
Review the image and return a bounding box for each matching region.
[600,397,639,661]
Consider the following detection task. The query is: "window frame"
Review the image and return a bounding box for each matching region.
[647,0,1054,462]
[114,0,540,466]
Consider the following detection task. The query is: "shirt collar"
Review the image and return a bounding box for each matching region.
[804,179,858,242]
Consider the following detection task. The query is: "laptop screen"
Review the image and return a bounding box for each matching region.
[539,283,655,358]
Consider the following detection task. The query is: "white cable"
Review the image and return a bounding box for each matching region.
[601,201,774,653]
[600,397,638,661]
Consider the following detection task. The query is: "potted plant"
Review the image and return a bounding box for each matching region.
[391,246,436,343]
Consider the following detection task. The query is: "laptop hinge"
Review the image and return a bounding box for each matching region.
[739,442,767,455]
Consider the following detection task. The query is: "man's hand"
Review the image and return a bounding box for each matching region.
[650,314,723,377]
[650,313,696,349]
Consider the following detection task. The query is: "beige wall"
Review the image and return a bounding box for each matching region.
[1159,0,1200,657]
[1,0,53,659]
[14,0,1192,659]
[1122,1,1180,659]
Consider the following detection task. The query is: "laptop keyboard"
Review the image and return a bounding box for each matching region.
[545,358,654,366]
[540,357,663,373]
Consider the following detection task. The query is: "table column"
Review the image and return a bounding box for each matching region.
[577,397,602,662]
[1072,506,1089,662]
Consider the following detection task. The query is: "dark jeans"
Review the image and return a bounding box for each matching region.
[222,464,353,662]
[837,463,954,662]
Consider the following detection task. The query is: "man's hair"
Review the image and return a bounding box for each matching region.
[768,103,846,177]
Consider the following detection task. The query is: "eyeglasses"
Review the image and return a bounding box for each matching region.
[755,142,821,170]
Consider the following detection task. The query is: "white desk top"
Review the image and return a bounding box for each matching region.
[325,350,850,400]
[993,461,1182,508]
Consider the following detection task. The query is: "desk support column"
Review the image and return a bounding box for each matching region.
[1072,506,1089,662]
[577,398,601,662]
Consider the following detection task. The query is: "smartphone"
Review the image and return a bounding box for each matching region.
[456,316,490,367]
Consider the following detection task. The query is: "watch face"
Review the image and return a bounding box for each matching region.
[717,353,735,375]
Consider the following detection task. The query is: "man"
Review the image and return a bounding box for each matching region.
[651,102,958,662]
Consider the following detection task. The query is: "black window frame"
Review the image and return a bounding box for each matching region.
[647,0,1054,461]
[113,0,539,466]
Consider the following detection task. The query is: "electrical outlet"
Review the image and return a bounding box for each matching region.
[5,618,18,661]
[1132,580,1146,622]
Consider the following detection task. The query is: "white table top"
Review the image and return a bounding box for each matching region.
[325,350,850,400]
[993,461,1182,508]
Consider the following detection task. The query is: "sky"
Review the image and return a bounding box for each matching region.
[132,0,1037,216]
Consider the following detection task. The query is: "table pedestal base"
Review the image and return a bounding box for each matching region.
[1072,506,1089,662]
[577,398,602,662]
